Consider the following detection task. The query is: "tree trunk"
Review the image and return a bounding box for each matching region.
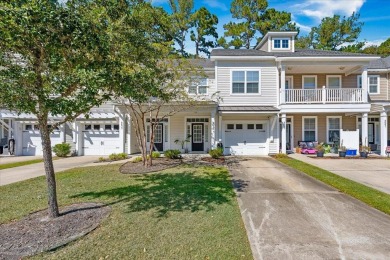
[39,118,60,218]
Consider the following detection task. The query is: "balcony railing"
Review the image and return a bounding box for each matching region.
[282,87,365,104]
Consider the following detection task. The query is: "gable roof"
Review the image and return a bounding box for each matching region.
[368,56,390,69]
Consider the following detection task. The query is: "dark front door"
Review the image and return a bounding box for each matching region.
[368,123,375,144]
[154,124,164,151]
[192,123,204,151]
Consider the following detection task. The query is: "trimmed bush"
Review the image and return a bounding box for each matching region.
[132,156,143,163]
[108,153,128,161]
[151,151,160,158]
[52,143,71,157]
[209,148,223,159]
[164,149,181,159]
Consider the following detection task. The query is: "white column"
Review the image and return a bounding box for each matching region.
[281,113,287,154]
[14,122,23,156]
[76,122,83,156]
[118,116,125,153]
[280,66,286,104]
[361,113,368,146]
[362,69,368,103]
[59,124,65,143]
[218,114,222,144]
[127,116,132,154]
[211,110,216,149]
[380,111,388,156]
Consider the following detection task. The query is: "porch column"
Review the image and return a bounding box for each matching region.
[211,109,216,149]
[361,113,368,146]
[127,116,132,154]
[14,122,23,156]
[59,124,66,143]
[118,115,125,153]
[218,114,222,145]
[76,121,83,156]
[280,66,286,104]
[380,111,388,156]
[281,113,287,154]
[362,69,368,103]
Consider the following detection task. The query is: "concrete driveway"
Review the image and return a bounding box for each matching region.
[0,156,43,164]
[230,157,390,259]
[290,153,390,194]
[0,156,101,186]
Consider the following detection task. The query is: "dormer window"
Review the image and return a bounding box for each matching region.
[272,38,290,50]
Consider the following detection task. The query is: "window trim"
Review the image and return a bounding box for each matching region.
[357,75,380,94]
[272,38,290,50]
[302,75,317,89]
[230,70,261,95]
[326,75,342,89]
[302,116,317,141]
[189,78,208,95]
[326,116,342,144]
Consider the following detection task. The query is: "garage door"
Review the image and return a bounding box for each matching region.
[82,123,121,155]
[224,122,268,155]
[22,125,62,156]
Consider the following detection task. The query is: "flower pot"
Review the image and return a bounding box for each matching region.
[296,147,301,154]
[317,151,324,157]
[360,151,368,158]
[339,151,346,157]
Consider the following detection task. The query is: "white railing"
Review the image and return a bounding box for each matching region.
[283,88,365,104]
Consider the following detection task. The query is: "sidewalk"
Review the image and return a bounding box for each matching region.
[289,153,390,194]
[0,156,43,164]
[0,156,101,186]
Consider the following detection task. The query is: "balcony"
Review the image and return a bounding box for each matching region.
[282,87,366,104]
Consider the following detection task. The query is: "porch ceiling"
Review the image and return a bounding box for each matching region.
[285,64,361,74]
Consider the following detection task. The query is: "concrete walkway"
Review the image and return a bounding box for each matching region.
[0,156,101,186]
[0,156,43,164]
[290,153,390,194]
[230,157,390,259]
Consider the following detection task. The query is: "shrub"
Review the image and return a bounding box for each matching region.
[274,153,289,159]
[164,149,181,159]
[209,148,223,159]
[151,151,160,158]
[132,156,143,163]
[109,153,128,161]
[52,143,71,157]
[98,157,106,162]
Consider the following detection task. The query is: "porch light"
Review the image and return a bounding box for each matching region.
[338,66,345,71]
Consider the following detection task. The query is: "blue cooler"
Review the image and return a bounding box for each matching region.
[346,149,357,156]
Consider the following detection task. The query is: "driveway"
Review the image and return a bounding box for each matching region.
[0,156,43,164]
[290,153,390,194]
[0,156,101,186]
[230,157,390,259]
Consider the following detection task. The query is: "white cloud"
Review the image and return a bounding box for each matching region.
[364,39,387,47]
[294,21,312,33]
[202,0,229,11]
[294,0,365,21]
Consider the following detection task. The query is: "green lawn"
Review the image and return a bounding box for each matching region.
[0,164,252,259]
[0,159,44,170]
[276,156,390,215]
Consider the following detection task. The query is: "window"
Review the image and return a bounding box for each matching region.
[85,125,92,130]
[247,124,254,130]
[327,117,341,143]
[113,124,119,130]
[357,75,380,94]
[187,118,209,123]
[93,125,100,130]
[189,78,208,95]
[302,76,317,89]
[34,125,39,130]
[25,124,33,131]
[256,124,263,130]
[303,117,316,141]
[326,75,341,89]
[227,124,234,130]
[236,124,243,129]
[273,38,289,49]
[232,71,260,94]
[105,125,112,130]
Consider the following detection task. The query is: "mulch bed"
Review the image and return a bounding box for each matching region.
[309,156,387,159]
[200,157,226,165]
[0,203,111,260]
[120,158,182,174]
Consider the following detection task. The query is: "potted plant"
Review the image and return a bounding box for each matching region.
[360,145,370,158]
[338,145,347,157]
[330,144,338,154]
[174,135,191,153]
[316,144,325,157]
[295,146,301,154]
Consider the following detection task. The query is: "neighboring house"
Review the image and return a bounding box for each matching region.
[1,31,390,156]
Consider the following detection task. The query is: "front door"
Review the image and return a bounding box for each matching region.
[154,124,164,151]
[368,123,375,144]
[192,123,204,151]
[286,123,292,151]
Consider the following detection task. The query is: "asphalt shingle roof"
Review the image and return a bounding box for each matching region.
[368,56,390,69]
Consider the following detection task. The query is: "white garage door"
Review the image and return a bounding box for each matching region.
[82,123,121,155]
[22,125,62,156]
[224,122,268,156]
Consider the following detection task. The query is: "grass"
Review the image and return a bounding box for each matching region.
[276,156,390,215]
[0,159,45,170]
[0,164,252,259]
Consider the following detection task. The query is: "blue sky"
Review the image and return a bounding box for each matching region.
[152,0,390,53]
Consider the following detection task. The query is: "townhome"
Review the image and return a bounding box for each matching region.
[1,31,389,157]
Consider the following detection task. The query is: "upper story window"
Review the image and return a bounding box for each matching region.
[232,71,260,94]
[273,38,289,50]
[357,75,380,94]
[189,78,208,95]
[302,75,317,89]
[326,75,342,89]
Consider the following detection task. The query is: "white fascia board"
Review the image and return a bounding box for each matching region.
[219,111,279,115]
[276,56,381,62]
[210,56,276,61]
[280,103,371,113]
[367,68,390,72]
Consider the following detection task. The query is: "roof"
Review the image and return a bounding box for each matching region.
[188,59,215,69]
[218,106,279,112]
[211,48,378,58]
[368,56,390,69]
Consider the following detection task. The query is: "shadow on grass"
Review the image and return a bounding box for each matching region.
[71,170,236,217]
